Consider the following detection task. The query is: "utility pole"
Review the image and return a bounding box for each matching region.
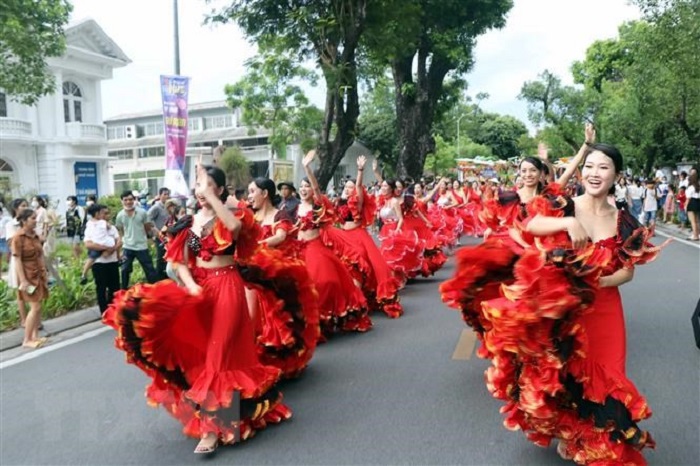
[173,0,181,75]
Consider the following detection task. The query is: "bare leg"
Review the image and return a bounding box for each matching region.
[22,301,44,347]
[689,212,699,239]
[17,293,27,327]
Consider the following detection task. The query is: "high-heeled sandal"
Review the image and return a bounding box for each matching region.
[194,435,219,454]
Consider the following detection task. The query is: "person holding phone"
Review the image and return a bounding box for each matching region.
[11,209,49,349]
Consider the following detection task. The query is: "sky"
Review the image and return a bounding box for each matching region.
[69,0,641,127]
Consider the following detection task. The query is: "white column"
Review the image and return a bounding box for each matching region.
[94,80,103,123]
[54,70,65,137]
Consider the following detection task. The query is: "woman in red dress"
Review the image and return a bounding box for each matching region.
[247,177,319,379]
[103,163,292,454]
[402,183,447,277]
[377,179,423,285]
[298,150,372,337]
[512,143,662,464]
[329,157,403,318]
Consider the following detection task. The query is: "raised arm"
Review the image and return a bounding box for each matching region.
[356,156,367,212]
[302,150,323,200]
[195,157,242,237]
[558,122,596,187]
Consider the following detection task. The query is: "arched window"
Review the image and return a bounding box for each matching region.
[63,81,83,122]
[0,158,13,196]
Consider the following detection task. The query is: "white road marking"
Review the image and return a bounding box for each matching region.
[0,327,111,370]
[452,329,477,360]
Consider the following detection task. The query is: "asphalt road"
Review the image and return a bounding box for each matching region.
[1,237,698,465]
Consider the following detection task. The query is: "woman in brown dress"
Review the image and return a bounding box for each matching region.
[11,209,49,349]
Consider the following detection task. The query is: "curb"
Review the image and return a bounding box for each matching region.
[0,306,102,352]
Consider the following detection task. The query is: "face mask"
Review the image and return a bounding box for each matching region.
[31,201,38,208]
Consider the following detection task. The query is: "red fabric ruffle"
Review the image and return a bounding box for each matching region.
[300,237,372,336]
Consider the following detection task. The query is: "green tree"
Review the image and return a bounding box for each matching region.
[357,76,398,168]
[208,0,373,188]
[469,114,528,160]
[218,146,252,189]
[519,69,600,152]
[364,0,512,179]
[225,42,321,159]
[0,0,72,104]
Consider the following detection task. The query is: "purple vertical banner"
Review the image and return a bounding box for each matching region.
[160,75,190,196]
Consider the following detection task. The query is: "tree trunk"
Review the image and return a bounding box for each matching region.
[313,0,366,190]
[392,42,450,180]
[395,97,435,179]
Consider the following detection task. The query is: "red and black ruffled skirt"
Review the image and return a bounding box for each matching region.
[103,266,291,444]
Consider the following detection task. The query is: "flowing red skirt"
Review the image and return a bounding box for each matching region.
[402,215,447,277]
[248,249,320,380]
[331,227,403,318]
[103,267,291,444]
[378,222,424,284]
[301,237,372,336]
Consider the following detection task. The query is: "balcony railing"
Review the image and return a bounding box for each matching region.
[66,122,106,142]
[0,117,32,140]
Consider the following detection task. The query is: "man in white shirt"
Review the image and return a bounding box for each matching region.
[84,204,121,314]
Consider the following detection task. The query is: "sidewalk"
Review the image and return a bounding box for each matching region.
[0,306,102,352]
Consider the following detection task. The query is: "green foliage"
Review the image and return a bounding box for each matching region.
[470,114,529,160]
[208,0,371,188]
[0,0,72,105]
[363,0,514,178]
[224,41,322,157]
[425,134,492,176]
[358,76,399,167]
[218,146,252,189]
[98,195,124,216]
[519,70,600,152]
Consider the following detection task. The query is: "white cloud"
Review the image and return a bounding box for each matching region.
[466,0,641,128]
[71,0,640,126]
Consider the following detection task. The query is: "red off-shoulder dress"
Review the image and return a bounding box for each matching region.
[453,188,665,464]
[325,187,403,318]
[102,210,292,445]
[297,195,372,337]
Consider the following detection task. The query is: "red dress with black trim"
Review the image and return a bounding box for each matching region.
[253,208,320,379]
[452,188,665,464]
[297,195,372,337]
[102,210,291,445]
[326,187,403,318]
[401,197,447,278]
[377,195,424,285]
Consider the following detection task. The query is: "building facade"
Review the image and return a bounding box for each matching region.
[105,101,375,197]
[0,19,130,211]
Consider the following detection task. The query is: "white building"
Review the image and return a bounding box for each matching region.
[0,18,130,211]
[105,101,276,197]
[105,100,376,196]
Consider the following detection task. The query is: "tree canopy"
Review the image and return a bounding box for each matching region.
[225,41,322,158]
[0,0,72,105]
